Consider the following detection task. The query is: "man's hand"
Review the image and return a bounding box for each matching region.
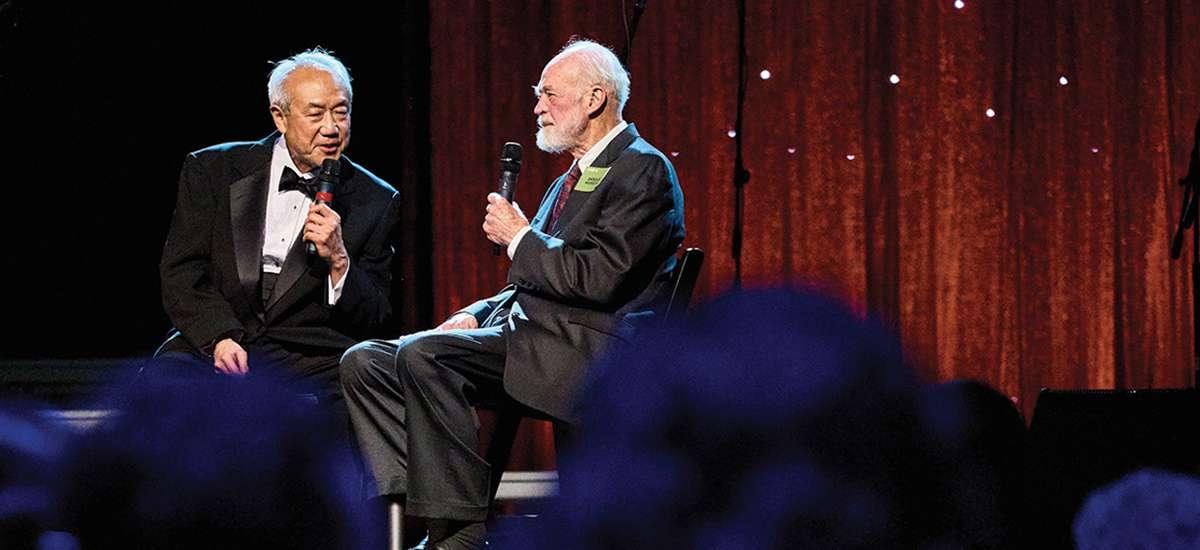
[436,312,479,331]
[483,193,529,248]
[305,203,349,281]
[213,338,249,376]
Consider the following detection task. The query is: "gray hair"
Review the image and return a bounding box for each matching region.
[267,47,353,112]
[549,39,630,114]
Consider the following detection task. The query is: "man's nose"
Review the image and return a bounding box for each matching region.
[320,113,340,135]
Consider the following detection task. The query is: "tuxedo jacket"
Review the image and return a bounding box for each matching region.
[462,124,685,423]
[158,133,400,361]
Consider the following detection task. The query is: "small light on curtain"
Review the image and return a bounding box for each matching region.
[846,154,857,160]
[1059,75,1069,85]
[670,151,680,157]
[954,0,965,9]
[889,74,901,84]
[787,147,797,154]
[986,107,996,118]
[1091,147,1100,153]
[759,69,772,80]
[727,129,737,138]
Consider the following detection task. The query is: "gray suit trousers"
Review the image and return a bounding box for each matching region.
[340,326,507,522]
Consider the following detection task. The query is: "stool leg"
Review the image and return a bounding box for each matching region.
[389,501,403,550]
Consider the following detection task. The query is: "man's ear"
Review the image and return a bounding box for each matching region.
[585,86,608,117]
[270,104,289,135]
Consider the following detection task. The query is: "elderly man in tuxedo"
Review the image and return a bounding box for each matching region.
[152,47,399,402]
[341,39,684,548]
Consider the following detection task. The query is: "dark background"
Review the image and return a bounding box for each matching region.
[1,1,432,359]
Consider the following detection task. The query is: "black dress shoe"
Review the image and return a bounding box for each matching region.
[427,519,487,550]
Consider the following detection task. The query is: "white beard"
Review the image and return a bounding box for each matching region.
[536,115,586,154]
[536,126,570,153]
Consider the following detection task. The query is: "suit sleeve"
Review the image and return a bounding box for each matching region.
[508,155,681,309]
[160,153,245,351]
[331,190,401,336]
[456,287,516,326]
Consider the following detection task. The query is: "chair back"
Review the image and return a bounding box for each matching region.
[663,247,704,324]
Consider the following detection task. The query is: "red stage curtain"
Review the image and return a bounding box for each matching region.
[429,1,1200,455]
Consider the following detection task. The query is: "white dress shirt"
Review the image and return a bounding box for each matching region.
[265,138,347,305]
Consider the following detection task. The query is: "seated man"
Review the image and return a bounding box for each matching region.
[340,39,685,548]
[150,47,400,403]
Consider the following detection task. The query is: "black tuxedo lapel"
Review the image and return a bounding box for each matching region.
[230,169,268,312]
[551,124,639,234]
[267,227,314,311]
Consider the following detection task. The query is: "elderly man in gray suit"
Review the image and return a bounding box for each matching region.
[340,38,685,549]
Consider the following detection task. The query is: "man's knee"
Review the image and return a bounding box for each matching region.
[339,340,398,391]
[395,334,447,384]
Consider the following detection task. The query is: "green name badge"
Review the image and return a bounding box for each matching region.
[574,166,611,193]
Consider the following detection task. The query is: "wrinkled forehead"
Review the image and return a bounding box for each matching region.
[286,67,351,99]
[538,55,583,89]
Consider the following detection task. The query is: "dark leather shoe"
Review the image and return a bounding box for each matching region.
[427,520,487,550]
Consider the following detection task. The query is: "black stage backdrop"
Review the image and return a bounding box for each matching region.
[2,1,432,359]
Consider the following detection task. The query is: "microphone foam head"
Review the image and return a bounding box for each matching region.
[320,158,341,179]
[501,142,522,172]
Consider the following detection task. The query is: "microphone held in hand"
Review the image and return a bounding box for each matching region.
[494,142,522,255]
[307,158,340,257]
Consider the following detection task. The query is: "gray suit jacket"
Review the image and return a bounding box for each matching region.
[461,124,685,423]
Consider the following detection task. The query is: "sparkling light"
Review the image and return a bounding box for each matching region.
[846,154,856,161]
[1059,75,1069,86]
[727,129,737,138]
[889,74,900,85]
[954,0,965,9]
[1090,147,1100,154]
[760,69,772,80]
[787,147,797,154]
[985,108,996,118]
[670,151,680,157]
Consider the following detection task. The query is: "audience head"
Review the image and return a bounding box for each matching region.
[0,401,68,550]
[1073,468,1200,550]
[523,289,936,549]
[920,379,1026,549]
[58,373,373,549]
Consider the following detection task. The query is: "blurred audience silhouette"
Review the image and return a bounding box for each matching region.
[920,379,1025,549]
[1072,468,1200,550]
[0,401,69,550]
[55,370,377,549]
[513,290,945,548]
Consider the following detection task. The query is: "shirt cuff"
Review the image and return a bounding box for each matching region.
[508,226,533,259]
[328,259,349,306]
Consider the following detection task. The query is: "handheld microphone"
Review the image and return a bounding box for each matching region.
[494,142,522,255]
[307,158,340,257]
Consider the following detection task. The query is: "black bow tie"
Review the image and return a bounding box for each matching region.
[278,167,318,197]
